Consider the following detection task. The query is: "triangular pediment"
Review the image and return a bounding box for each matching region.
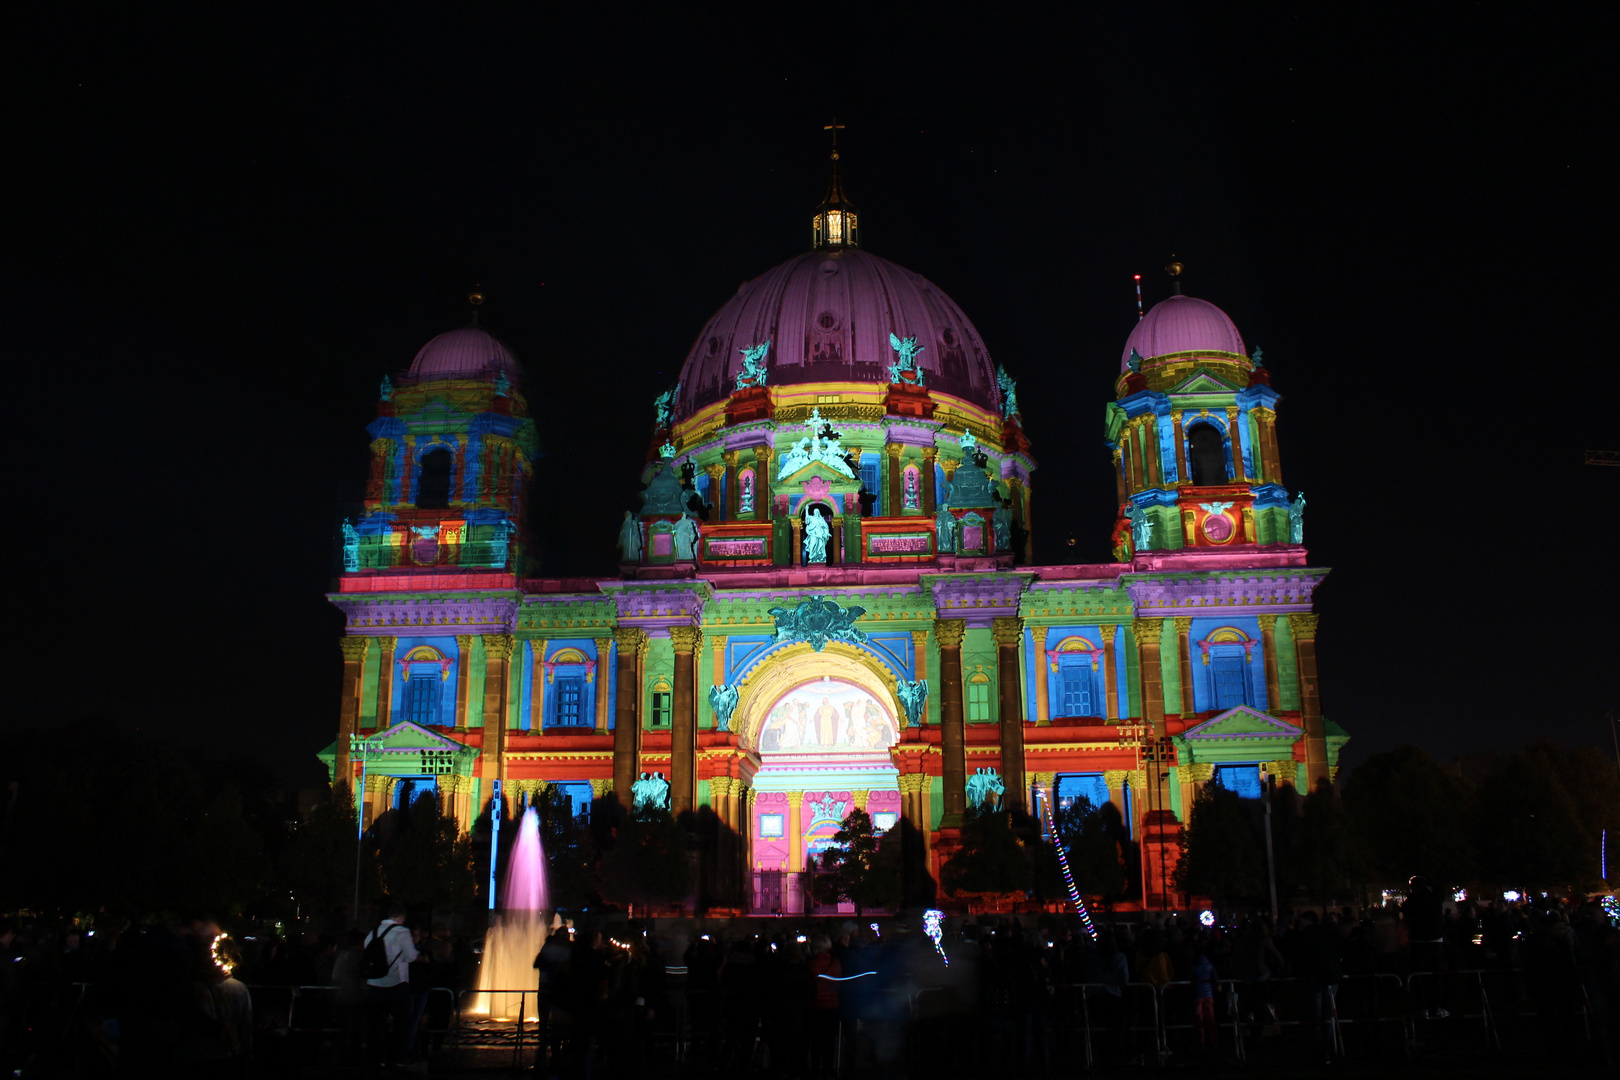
[368,720,473,751]
[1182,705,1302,741]
[317,721,477,771]
[778,459,860,488]
[1169,369,1240,394]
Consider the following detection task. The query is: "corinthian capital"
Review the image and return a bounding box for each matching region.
[1132,618,1166,646]
[613,627,647,652]
[669,626,703,654]
[339,636,371,662]
[991,617,1025,648]
[933,619,967,650]
[1286,613,1320,639]
[482,634,516,662]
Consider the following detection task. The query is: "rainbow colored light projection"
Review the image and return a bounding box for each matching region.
[1038,788,1098,941]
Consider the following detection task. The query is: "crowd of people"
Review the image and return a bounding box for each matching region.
[0,887,1615,1076]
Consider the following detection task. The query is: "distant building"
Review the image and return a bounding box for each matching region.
[322,155,1342,911]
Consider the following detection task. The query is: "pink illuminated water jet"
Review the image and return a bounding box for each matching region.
[476,806,549,1019]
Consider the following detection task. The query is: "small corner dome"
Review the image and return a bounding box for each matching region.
[1120,294,1246,372]
[408,326,523,378]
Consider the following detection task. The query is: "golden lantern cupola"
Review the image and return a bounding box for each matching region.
[811,120,859,249]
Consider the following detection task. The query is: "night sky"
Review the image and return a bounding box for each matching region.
[12,7,1614,788]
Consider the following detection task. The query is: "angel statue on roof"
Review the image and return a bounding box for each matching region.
[736,341,770,390]
[887,332,926,386]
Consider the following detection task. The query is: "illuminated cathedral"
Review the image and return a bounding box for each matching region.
[322,149,1344,911]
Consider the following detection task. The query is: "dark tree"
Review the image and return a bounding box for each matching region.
[942,808,1033,897]
[1175,783,1263,905]
[284,784,377,917]
[1343,745,1473,887]
[1059,795,1129,899]
[1283,780,1363,903]
[1469,743,1591,890]
[600,805,691,910]
[377,787,475,913]
[811,808,901,913]
[533,784,598,909]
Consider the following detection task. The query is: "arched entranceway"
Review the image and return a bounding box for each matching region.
[733,647,905,913]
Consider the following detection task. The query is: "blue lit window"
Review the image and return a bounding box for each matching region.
[1211,650,1250,710]
[554,676,585,726]
[405,674,442,725]
[1214,764,1263,799]
[1057,659,1097,717]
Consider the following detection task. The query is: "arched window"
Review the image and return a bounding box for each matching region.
[1198,627,1257,711]
[417,448,453,508]
[966,671,992,721]
[1187,424,1227,486]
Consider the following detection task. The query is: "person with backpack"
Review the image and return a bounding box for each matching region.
[362,903,419,1068]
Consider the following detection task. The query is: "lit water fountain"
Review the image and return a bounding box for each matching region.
[476,805,549,1021]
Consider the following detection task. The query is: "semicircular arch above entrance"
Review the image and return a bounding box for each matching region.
[732,643,899,755]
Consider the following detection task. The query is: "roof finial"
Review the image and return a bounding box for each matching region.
[813,121,858,249]
[468,285,484,327]
[1165,255,1184,296]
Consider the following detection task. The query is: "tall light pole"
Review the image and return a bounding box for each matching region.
[1260,766,1279,923]
[349,732,385,927]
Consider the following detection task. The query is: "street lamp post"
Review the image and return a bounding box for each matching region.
[1260,766,1279,923]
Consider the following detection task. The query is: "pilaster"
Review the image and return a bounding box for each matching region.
[910,630,931,725]
[612,628,647,801]
[992,616,1026,811]
[935,618,967,824]
[1102,624,1119,720]
[1173,617,1195,717]
[594,638,613,733]
[529,637,549,730]
[1256,615,1282,713]
[1287,613,1327,788]
[335,636,370,796]
[454,635,473,729]
[375,636,397,730]
[481,634,515,787]
[1031,625,1051,726]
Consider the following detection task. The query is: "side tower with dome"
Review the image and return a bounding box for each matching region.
[322,160,1344,914]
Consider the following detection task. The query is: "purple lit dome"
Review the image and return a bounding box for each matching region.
[674,248,1000,420]
[1120,294,1246,372]
[408,326,523,378]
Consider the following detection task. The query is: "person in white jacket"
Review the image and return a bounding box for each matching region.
[364,903,419,1066]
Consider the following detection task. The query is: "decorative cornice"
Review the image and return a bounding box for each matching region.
[1287,613,1320,639]
[1132,618,1165,646]
[1125,570,1328,614]
[991,617,1025,647]
[934,619,967,650]
[597,580,712,628]
[331,592,522,633]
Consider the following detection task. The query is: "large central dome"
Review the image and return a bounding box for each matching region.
[674,247,1000,421]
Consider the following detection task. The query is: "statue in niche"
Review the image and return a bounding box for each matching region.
[965,768,1005,811]
[673,512,700,561]
[736,341,770,389]
[493,371,510,397]
[652,383,681,430]
[617,511,644,563]
[996,364,1020,419]
[903,468,920,510]
[632,771,669,811]
[993,502,1012,552]
[935,505,958,554]
[738,471,755,514]
[708,684,740,731]
[379,375,393,402]
[775,407,855,480]
[897,679,929,727]
[1250,347,1265,369]
[1289,491,1307,544]
[887,332,926,385]
[341,519,360,572]
[1127,348,1144,374]
[1124,503,1153,553]
[803,507,831,564]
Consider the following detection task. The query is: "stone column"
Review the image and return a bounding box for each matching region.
[935,619,968,824]
[1226,407,1247,481]
[1265,413,1284,486]
[529,638,548,731]
[454,635,473,729]
[1032,625,1051,726]
[787,791,805,872]
[1143,414,1162,487]
[710,633,727,721]
[705,463,725,523]
[481,635,516,787]
[1173,617,1196,717]
[1171,410,1188,486]
[755,446,773,520]
[375,636,396,731]
[1288,613,1328,788]
[669,626,702,815]
[1256,616,1282,713]
[594,638,613,733]
[1102,770,1129,818]
[993,617,1027,812]
[1132,618,1166,735]
[909,630,931,725]
[1112,447,1127,505]
[334,636,370,796]
[922,447,938,516]
[722,450,739,521]
[790,517,803,564]
[886,443,903,517]
[612,628,647,801]
[1102,624,1120,720]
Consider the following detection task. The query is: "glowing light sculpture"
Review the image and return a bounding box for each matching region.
[1035,787,1098,941]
